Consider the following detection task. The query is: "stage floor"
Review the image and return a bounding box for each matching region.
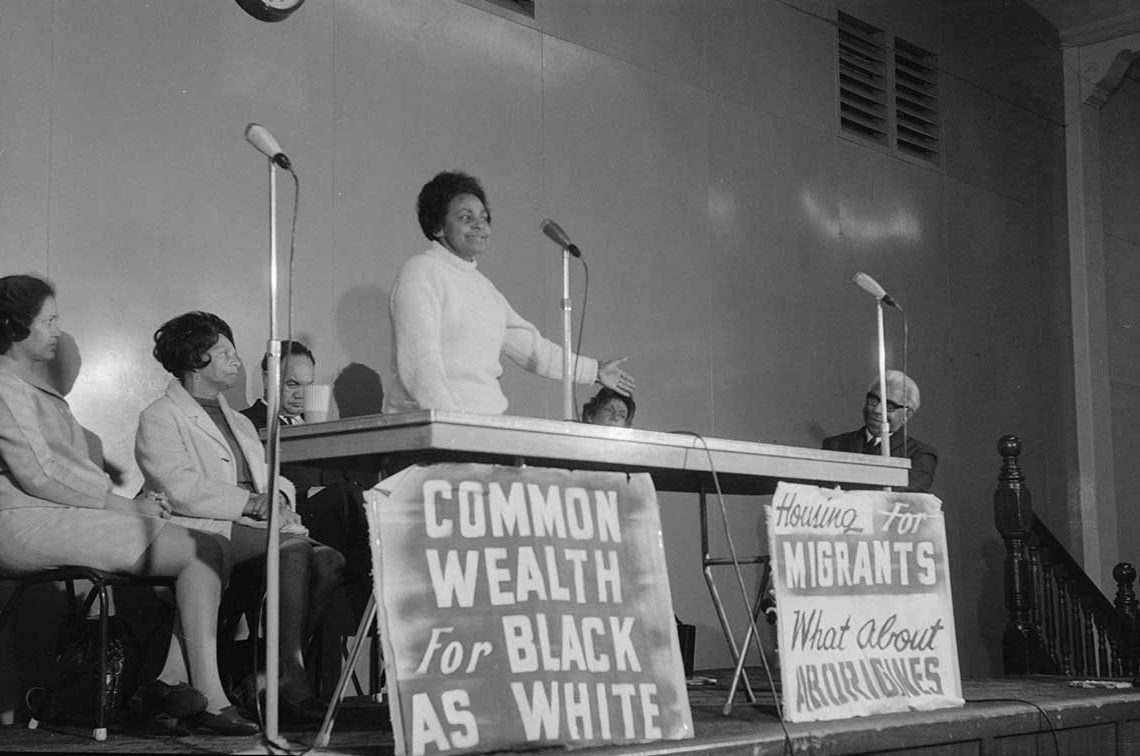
[1,674,1138,755]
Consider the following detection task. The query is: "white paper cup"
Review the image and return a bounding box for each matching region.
[303,384,331,423]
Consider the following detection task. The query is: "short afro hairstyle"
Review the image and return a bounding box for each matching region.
[0,274,56,354]
[152,311,235,378]
[416,171,490,241]
[259,339,314,373]
[582,387,636,427]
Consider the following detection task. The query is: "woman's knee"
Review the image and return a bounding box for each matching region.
[137,524,228,577]
[280,537,314,562]
[313,545,346,578]
[280,540,345,580]
[190,530,233,575]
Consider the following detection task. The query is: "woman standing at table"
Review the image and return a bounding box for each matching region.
[384,170,635,415]
[0,275,246,733]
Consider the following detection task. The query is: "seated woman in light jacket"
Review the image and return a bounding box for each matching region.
[0,275,247,734]
[135,311,343,723]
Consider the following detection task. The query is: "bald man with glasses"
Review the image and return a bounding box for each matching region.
[822,370,938,492]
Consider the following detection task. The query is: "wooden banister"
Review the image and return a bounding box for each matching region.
[1113,562,1138,676]
[995,434,1139,677]
[994,435,1051,673]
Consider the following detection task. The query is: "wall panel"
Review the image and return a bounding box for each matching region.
[939,0,1063,124]
[707,99,851,444]
[540,0,706,91]
[0,0,53,273]
[704,0,836,129]
[540,36,712,426]
[1102,70,1140,570]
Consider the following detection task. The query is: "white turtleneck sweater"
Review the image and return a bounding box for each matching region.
[383,241,598,415]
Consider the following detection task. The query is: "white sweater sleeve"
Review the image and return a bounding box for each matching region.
[501,296,598,384]
[390,257,461,410]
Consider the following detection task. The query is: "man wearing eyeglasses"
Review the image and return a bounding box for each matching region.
[241,340,316,428]
[822,370,937,492]
[241,341,374,617]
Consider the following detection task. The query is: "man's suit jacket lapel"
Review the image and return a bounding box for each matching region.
[889,428,910,458]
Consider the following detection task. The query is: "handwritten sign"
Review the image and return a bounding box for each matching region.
[766,483,963,722]
[365,464,693,756]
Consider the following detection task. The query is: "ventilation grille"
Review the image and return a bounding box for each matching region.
[894,38,939,162]
[838,13,940,166]
[488,0,534,18]
[838,13,889,147]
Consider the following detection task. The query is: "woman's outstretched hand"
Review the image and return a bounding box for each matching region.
[597,357,636,396]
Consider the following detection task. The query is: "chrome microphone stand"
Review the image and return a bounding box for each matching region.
[875,299,891,458]
[262,158,285,742]
[561,247,574,420]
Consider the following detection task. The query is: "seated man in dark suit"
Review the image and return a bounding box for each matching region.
[822,370,937,493]
[242,341,373,617]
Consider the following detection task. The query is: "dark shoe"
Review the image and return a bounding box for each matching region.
[280,694,327,724]
[135,680,208,719]
[190,705,260,736]
[230,672,263,718]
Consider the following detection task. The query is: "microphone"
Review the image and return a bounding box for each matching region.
[540,219,581,258]
[244,123,292,170]
[852,272,901,310]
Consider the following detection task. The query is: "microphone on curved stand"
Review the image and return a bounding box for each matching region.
[851,272,901,464]
[852,271,901,310]
[540,219,583,419]
[541,218,582,258]
[245,121,294,741]
[245,123,293,171]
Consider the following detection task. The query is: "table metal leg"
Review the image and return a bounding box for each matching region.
[703,563,757,704]
[700,488,762,703]
[315,593,380,748]
[698,484,781,712]
[722,563,772,714]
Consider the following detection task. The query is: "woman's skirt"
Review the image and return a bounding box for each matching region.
[0,506,167,575]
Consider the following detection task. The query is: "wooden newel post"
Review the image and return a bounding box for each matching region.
[994,435,1041,673]
[1112,562,1139,676]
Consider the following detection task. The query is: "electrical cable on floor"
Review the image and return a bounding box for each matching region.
[674,430,794,756]
[964,697,1060,755]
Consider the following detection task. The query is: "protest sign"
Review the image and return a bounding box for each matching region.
[767,483,963,722]
[364,463,693,756]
